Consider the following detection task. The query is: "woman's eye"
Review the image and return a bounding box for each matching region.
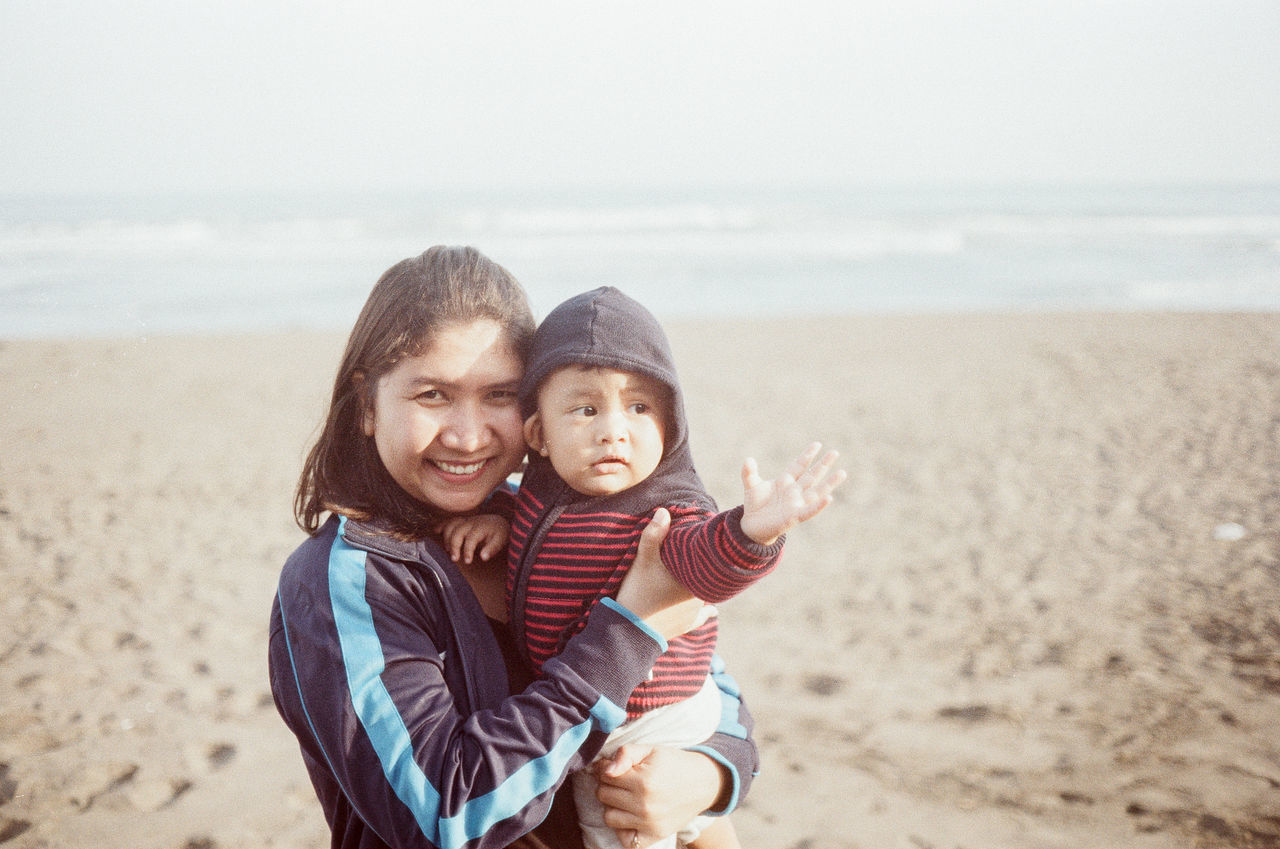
[488,389,517,403]
[573,406,597,417]
[416,389,444,403]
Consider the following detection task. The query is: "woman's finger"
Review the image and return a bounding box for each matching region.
[641,506,671,546]
[595,781,638,815]
[598,743,653,779]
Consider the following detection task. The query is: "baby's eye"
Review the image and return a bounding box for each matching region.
[572,405,598,417]
[629,402,650,415]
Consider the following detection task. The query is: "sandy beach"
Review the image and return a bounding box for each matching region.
[3,312,1279,849]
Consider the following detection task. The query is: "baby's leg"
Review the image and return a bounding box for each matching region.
[684,816,739,849]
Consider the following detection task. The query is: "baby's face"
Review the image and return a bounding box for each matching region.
[528,365,667,497]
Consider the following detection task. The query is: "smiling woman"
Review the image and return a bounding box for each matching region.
[269,246,760,849]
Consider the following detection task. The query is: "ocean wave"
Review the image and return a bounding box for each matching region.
[959,213,1280,240]
[2,186,1278,335]
[1124,277,1280,308]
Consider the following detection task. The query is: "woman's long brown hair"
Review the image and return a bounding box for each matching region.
[295,246,535,538]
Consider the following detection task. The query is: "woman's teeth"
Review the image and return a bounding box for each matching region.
[435,460,485,475]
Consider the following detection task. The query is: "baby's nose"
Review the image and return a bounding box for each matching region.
[596,413,628,443]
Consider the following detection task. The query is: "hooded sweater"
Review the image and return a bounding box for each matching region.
[509,287,785,717]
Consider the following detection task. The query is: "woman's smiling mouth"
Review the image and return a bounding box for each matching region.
[432,459,487,476]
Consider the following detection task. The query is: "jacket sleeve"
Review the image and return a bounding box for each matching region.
[660,504,785,603]
[685,653,759,815]
[269,531,664,849]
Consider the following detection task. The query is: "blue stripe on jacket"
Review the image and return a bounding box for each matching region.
[326,517,599,848]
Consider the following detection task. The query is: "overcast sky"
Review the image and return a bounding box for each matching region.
[2,0,1278,194]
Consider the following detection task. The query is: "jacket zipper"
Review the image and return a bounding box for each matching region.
[435,572,483,714]
[507,504,566,669]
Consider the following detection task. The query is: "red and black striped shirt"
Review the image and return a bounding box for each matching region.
[508,489,784,718]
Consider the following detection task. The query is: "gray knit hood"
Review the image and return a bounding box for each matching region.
[517,286,714,514]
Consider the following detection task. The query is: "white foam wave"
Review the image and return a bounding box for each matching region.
[1124,277,1280,308]
[2,186,1278,335]
[0,216,383,258]
[960,213,1280,240]
[455,202,765,235]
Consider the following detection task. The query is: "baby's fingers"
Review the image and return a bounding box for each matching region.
[477,536,504,563]
[459,532,482,565]
[741,457,763,490]
[797,465,847,521]
[456,533,478,565]
[807,465,848,505]
[802,449,843,489]
[787,442,824,481]
[437,519,464,562]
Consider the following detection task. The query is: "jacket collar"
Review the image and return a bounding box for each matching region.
[337,515,426,562]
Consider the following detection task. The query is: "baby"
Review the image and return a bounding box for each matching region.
[443,286,845,849]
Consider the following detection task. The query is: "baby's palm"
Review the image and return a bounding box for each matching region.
[740,442,846,545]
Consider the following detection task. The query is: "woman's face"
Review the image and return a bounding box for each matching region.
[363,319,526,516]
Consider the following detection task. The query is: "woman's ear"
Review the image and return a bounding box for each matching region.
[353,371,376,437]
[524,413,548,456]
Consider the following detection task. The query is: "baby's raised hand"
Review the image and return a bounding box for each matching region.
[438,514,510,566]
[739,442,846,546]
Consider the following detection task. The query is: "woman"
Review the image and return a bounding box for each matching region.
[268,246,758,849]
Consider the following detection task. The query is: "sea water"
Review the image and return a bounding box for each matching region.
[1,184,1277,338]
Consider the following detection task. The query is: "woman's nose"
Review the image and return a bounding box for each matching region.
[440,404,489,452]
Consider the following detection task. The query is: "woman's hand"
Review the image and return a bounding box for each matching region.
[593,744,726,848]
[614,508,704,641]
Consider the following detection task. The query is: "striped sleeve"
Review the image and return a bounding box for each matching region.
[660,504,785,603]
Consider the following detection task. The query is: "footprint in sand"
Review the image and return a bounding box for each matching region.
[182,742,236,774]
[0,818,33,843]
[206,743,235,769]
[937,704,993,722]
[67,762,138,811]
[124,777,191,812]
[0,764,28,845]
[65,762,191,812]
[0,763,16,805]
[801,674,846,696]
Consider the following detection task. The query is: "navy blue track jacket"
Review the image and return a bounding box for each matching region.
[269,515,758,849]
